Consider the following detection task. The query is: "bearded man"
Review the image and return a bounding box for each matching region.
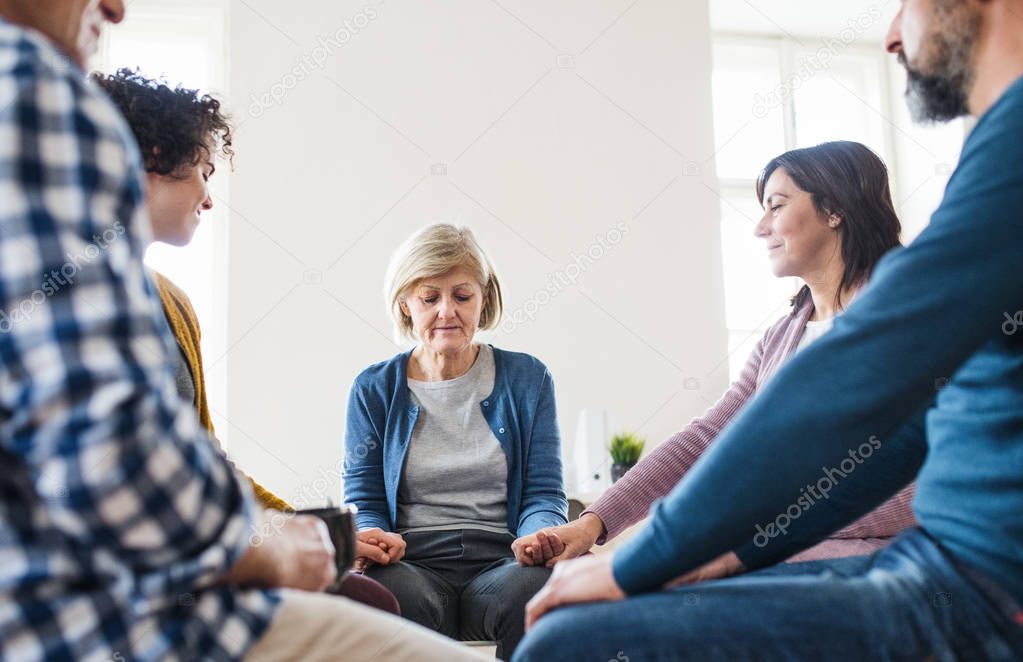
[517,1,1023,660]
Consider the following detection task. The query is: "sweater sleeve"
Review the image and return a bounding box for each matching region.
[517,368,569,535]
[734,406,928,569]
[343,378,390,531]
[583,323,771,542]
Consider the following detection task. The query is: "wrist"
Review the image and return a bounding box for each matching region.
[225,526,284,587]
[577,512,605,544]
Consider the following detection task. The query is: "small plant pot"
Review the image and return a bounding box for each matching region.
[611,462,634,483]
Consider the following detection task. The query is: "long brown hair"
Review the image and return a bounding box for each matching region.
[756,141,902,311]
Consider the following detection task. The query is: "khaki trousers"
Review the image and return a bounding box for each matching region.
[245,589,490,662]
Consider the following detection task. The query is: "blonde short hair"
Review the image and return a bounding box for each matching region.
[385,223,504,341]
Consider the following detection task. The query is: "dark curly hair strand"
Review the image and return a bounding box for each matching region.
[91,68,233,178]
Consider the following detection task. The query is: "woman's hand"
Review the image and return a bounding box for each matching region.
[354,528,406,571]
[512,513,605,567]
[354,537,390,571]
[512,529,563,566]
[525,554,625,630]
[663,551,745,588]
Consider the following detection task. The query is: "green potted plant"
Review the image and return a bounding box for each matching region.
[609,431,645,483]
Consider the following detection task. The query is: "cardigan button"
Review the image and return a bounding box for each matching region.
[499,427,505,434]
[483,401,489,407]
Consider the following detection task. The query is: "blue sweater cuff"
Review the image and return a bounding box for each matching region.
[610,523,669,595]
[355,512,390,531]
[518,511,568,537]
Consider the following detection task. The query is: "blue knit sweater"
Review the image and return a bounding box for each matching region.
[343,345,568,536]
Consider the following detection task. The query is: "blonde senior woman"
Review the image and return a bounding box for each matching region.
[343,223,568,659]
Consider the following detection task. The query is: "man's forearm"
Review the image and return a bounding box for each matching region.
[734,406,928,569]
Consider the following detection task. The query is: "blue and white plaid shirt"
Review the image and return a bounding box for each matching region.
[0,19,277,661]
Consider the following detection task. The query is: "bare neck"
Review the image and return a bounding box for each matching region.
[409,344,480,382]
[804,266,854,322]
[968,4,1023,117]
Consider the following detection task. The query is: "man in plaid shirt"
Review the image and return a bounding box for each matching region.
[0,2,481,660]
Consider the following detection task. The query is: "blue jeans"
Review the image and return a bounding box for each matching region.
[514,528,1023,661]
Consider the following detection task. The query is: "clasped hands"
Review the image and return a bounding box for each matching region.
[353,527,406,571]
[511,514,745,631]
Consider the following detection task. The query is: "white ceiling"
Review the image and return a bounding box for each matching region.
[710,0,896,43]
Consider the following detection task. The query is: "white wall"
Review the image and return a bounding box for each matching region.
[223,0,727,505]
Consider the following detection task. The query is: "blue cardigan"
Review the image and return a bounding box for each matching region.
[343,345,568,537]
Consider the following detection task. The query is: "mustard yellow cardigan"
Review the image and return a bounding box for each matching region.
[154,272,291,512]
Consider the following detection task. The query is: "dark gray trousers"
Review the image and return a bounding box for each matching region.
[365,528,551,659]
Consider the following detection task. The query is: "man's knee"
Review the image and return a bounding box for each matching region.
[512,608,574,662]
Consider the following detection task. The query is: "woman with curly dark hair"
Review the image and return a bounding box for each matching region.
[92,68,403,617]
[93,68,232,247]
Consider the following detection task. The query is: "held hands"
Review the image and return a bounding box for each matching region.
[512,529,564,566]
[512,513,605,567]
[353,528,406,572]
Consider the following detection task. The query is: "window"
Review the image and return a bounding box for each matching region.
[710,34,894,381]
[97,0,232,442]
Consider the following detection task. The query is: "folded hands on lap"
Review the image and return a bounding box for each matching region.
[354,528,406,572]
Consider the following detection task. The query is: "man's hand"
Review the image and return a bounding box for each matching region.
[353,528,406,571]
[525,554,625,630]
[274,515,339,590]
[512,513,605,567]
[224,511,337,592]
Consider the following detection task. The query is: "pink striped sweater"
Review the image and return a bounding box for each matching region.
[584,299,917,562]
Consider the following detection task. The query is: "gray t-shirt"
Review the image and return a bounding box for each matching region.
[397,344,509,535]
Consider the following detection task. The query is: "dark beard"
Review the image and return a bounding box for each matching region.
[903,57,972,122]
[899,8,981,123]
